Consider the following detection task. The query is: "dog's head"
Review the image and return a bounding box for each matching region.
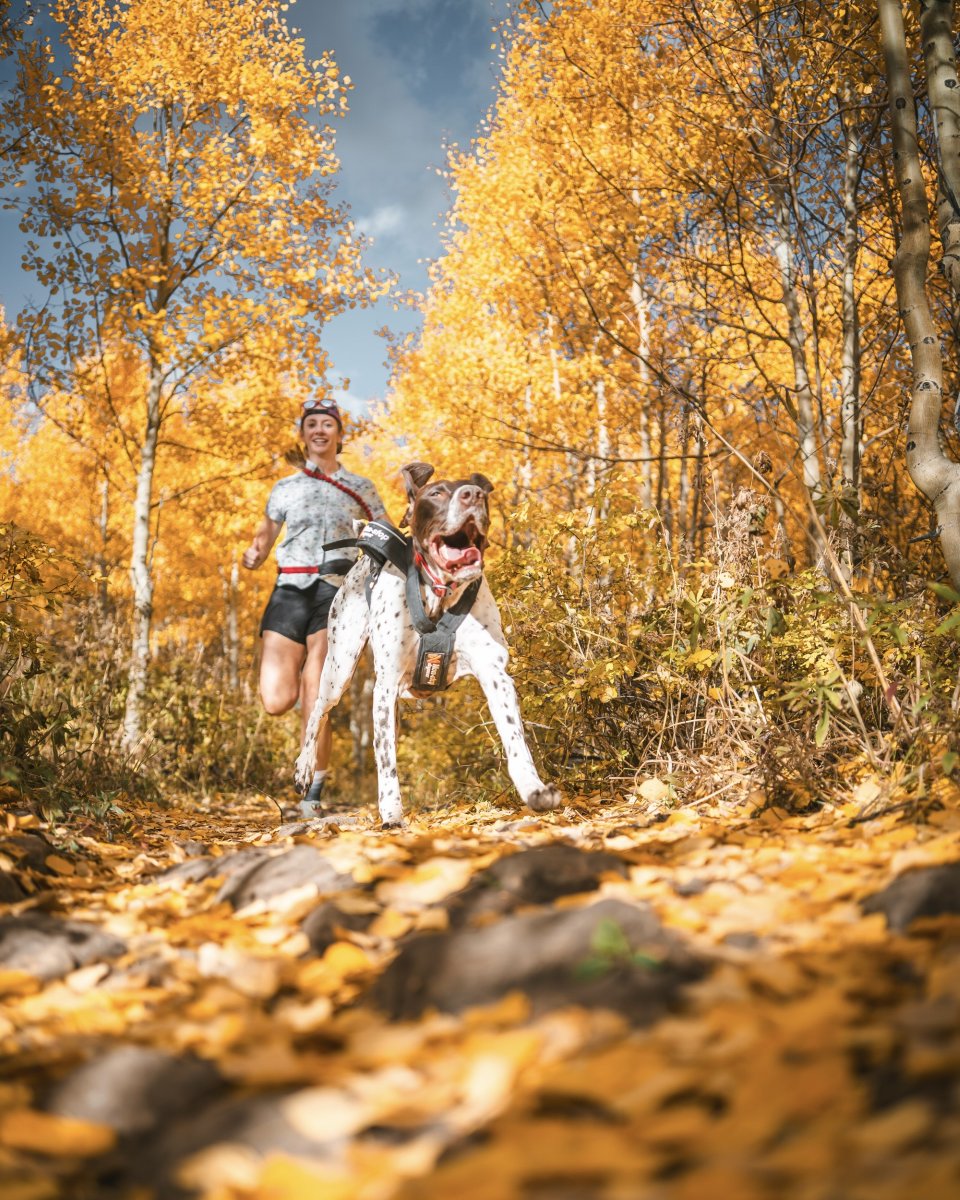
[400,461,492,586]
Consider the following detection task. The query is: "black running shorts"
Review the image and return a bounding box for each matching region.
[259,579,339,644]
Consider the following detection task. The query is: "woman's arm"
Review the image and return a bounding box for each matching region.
[242,515,283,570]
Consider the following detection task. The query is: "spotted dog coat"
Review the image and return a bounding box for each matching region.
[295,462,562,826]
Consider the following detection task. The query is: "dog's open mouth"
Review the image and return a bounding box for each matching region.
[430,518,487,574]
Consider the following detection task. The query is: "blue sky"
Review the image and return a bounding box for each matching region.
[0,0,512,413]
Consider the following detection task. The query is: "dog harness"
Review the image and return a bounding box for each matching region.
[323,518,481,692]
[404,561,481,691]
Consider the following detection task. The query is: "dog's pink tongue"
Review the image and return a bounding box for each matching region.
[438,543,482,569]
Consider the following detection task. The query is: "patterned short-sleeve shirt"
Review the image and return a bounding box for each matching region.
[266,461,386,588]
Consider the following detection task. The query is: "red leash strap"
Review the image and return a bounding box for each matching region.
[301,466,374,521]
[414,550,453,598]
[277,566,320,574]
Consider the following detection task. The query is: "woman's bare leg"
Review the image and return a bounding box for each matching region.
[301,629,331,770]
[259,631,306,714]
[260,630,331,817]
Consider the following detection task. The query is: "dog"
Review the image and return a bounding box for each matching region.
[294,462,562,826]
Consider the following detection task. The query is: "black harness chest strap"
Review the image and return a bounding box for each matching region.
[405,561,482,691]
[323,519,413,605]
[323,519,412,573]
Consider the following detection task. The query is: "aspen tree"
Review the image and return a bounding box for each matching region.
[879,0,960,586]
[0,0,385,748]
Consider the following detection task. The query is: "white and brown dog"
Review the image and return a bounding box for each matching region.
[294,462,562,826]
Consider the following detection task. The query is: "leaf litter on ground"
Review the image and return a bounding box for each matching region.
[0,778,959,1198]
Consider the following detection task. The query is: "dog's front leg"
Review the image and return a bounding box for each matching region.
[371,680,404,827]
[470,649,562,813]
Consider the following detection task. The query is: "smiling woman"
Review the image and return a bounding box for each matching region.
[242,398,388,821]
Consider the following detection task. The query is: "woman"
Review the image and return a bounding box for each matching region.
[242,397,388,819]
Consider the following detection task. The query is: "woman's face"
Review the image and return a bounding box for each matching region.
[301,413,341,458]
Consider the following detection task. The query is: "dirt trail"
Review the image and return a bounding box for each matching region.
[1,783,960,1199]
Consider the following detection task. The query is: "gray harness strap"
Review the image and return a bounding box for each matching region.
[405,562,482,691]
[323,519,482,691]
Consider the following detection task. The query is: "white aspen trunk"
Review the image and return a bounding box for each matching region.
[879,0,960,587]
[839,80,863,583]
[923,0,960,428]
[97,469,110,613]
[121,367,162,752]
[839,80,862,496]
[518,382,534,501]
[770,177,823,515]
[595,375,610,520]
[772,488,792,563]
[227,557,239,692]
[690,413,706,555]
[585,375,610,531]
[677,403,692,545]
[219,571,229,677]
[657,403,672,547]
[924,0,960,299]
[547,313,579,566]
[630,268,654,510]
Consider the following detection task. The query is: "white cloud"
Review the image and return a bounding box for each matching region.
[330,376,371,418]
[356,204,407,241]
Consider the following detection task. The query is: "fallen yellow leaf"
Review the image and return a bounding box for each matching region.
[368,908,413,940]
[43,855,75,876]
[0,1109,116,1157]
[414,907,449,932]
[0,970,40,997]
[376,856,476,910]
[176,1142,260,1191]
[297,941,375,996]
[257,1154,356,1200]
[0,1178,59,1200]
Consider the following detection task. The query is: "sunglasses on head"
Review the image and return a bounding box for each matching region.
[302,398,339,413]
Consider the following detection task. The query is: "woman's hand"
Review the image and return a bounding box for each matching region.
[243,516,282,571]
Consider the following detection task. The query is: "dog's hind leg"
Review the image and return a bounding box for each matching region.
[294,565,371,792]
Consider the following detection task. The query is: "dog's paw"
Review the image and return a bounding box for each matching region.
[526,785,563,813]
[293,753,314,795]
[378,800,405,829]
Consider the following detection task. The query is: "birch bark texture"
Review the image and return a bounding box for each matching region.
[879,0,960,586]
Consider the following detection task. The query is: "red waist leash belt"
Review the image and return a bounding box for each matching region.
[278,559,357,577]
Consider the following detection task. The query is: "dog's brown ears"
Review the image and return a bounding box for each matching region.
[401,462,435,495]
[468,473,494,495]
[399,461,435,528]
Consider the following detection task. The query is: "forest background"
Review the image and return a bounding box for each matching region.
[4,0,960,825]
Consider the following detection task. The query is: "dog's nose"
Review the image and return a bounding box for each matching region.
[457,485,484,506]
